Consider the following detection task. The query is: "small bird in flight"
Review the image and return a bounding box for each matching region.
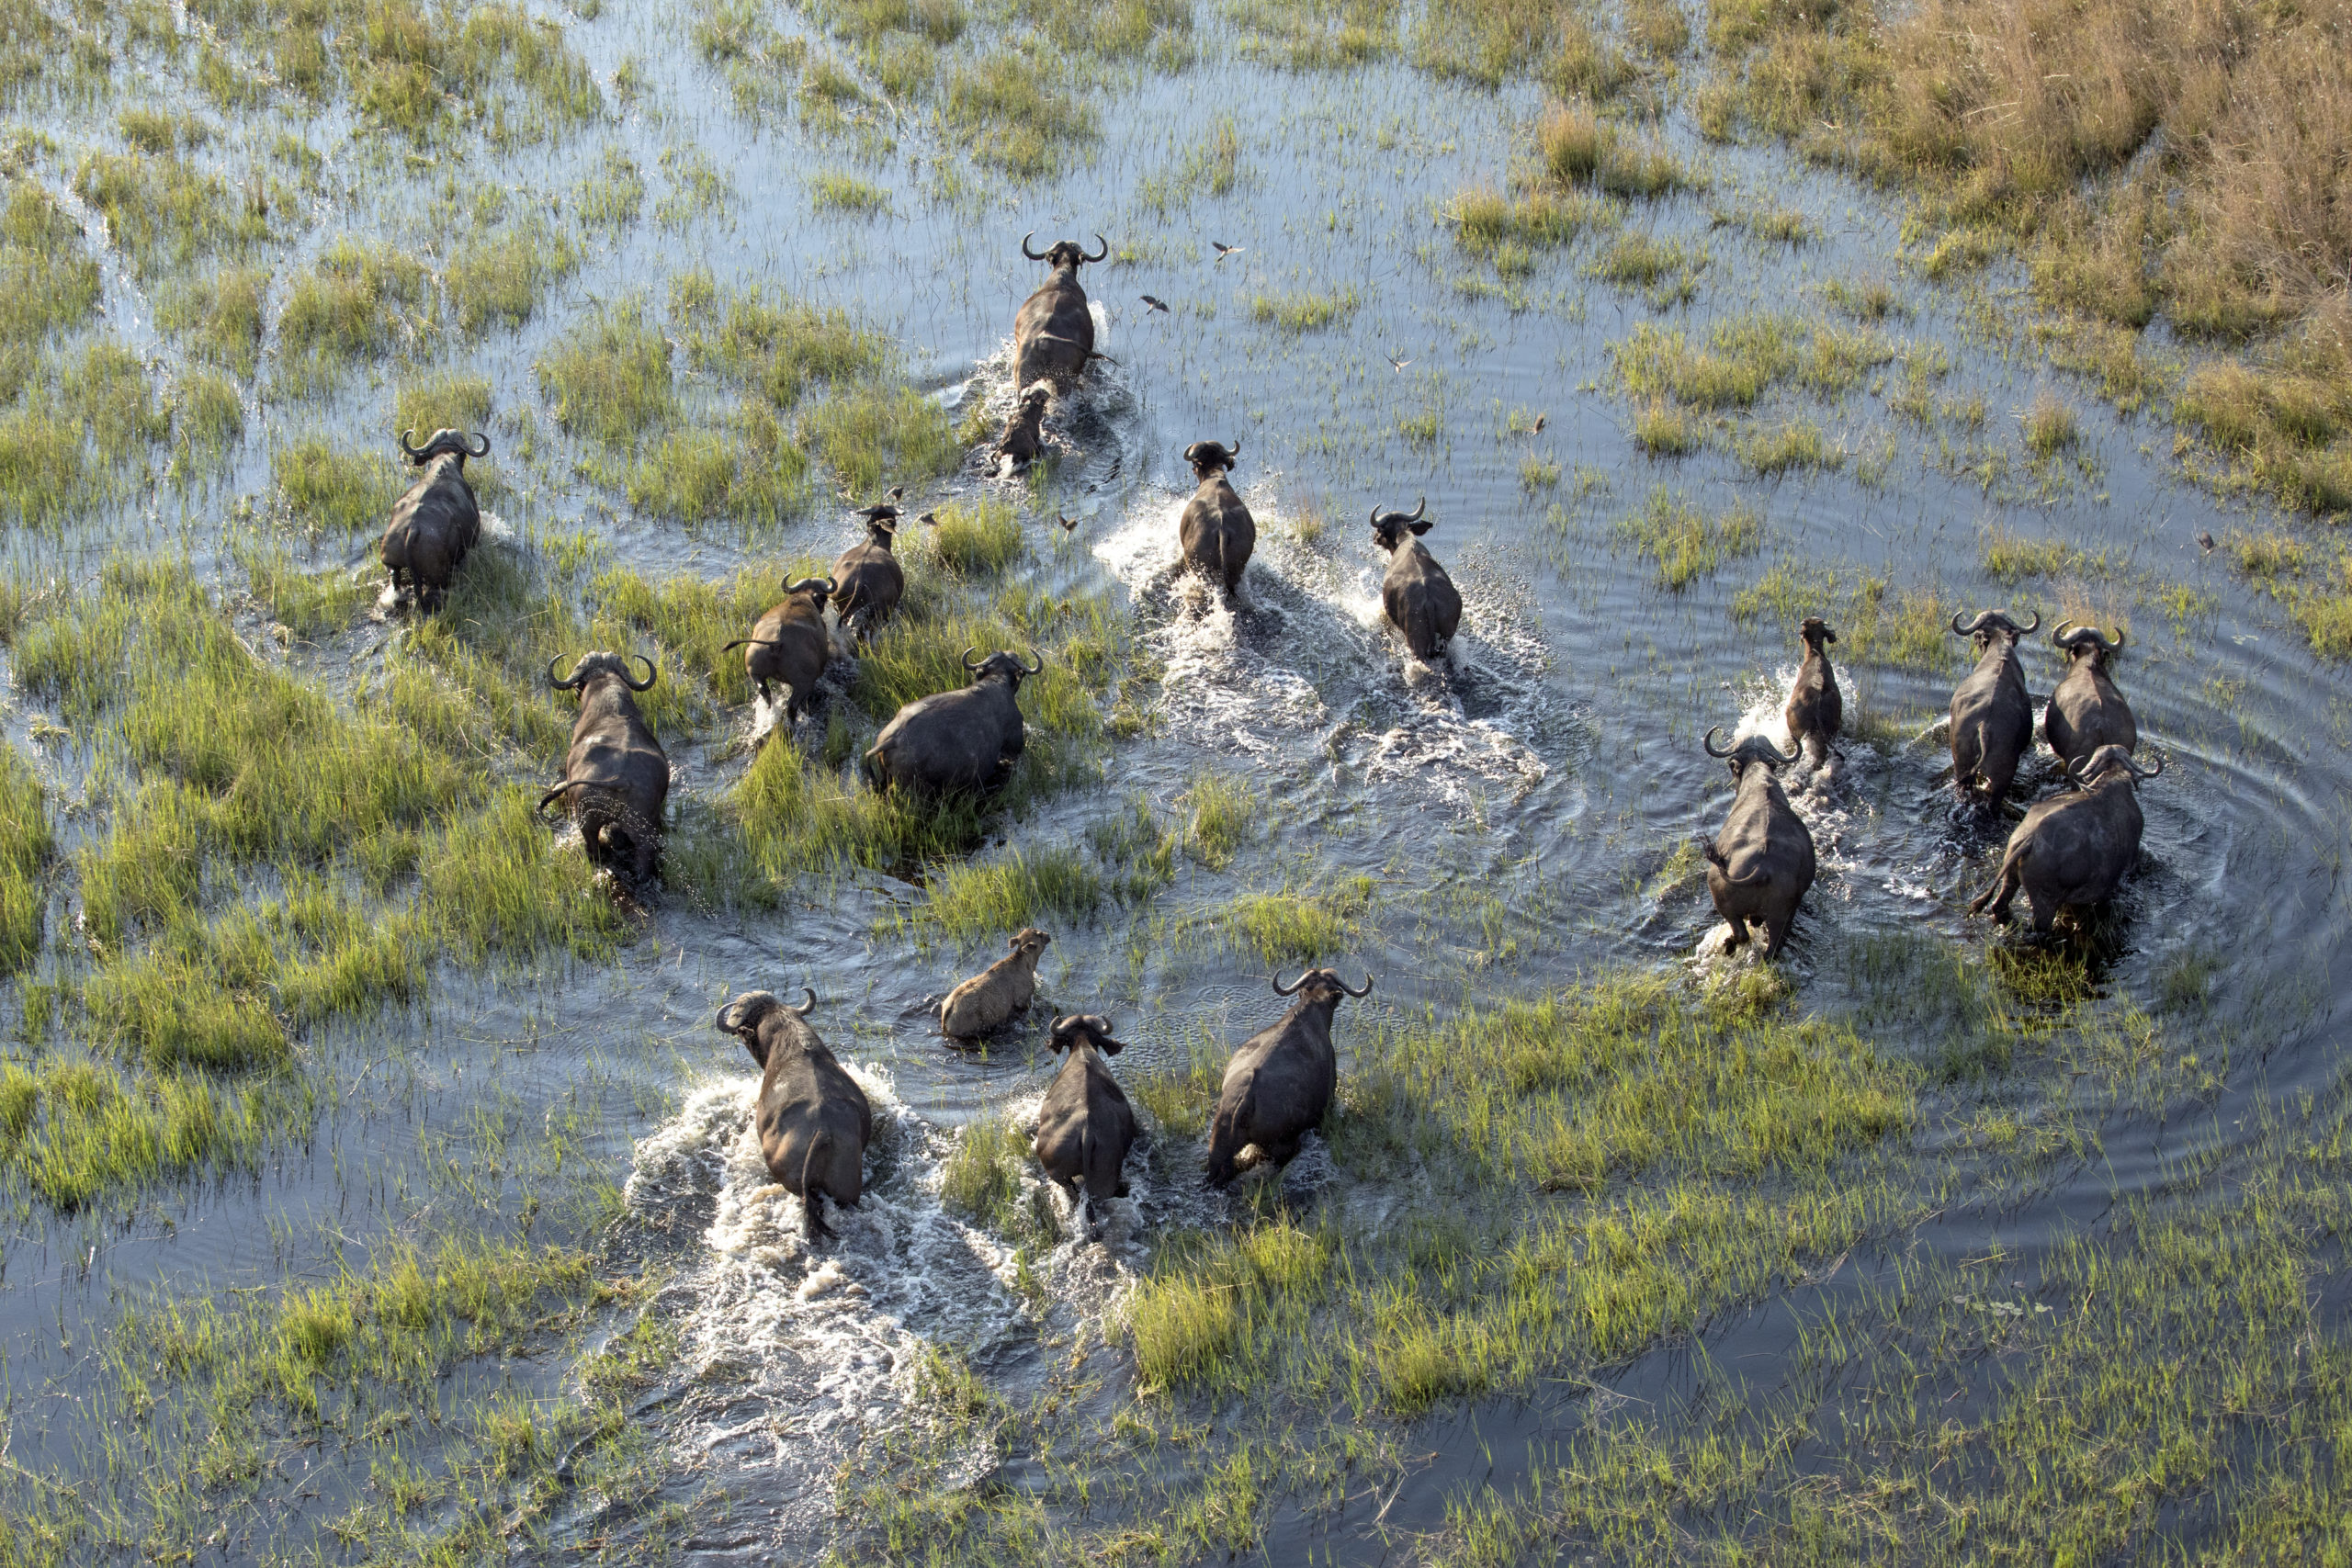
[1141,295,1170,313]
[1386,354,1411,372]
[1057,513,1079,532]
[1533,413,1548,434]
[919,511,939,527]
[1212,241,1242,261]
[2197,529,2216,553]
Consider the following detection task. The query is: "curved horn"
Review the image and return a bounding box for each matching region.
[623,655,657,692]
[962,647,984,671]
[1022,649,1044,675]
[1084,232,1108,262]
[2108,624,2125,649]
[1952,610,1993,637]
[1703,726,1735,758]
[466,432,491,458]
[548,655,582,690]
[791,987,817,1015]
[2126,750,2164,781]
[399,428,426,458]
[2017,610,2041,634]
[1225,438,1241,462]
[2053,618,2082,642]
[1339,972,1374,998]
[1758,738,1799,767]
[1369,502,1382,529]
[1021,231,1046,260]
[1407,496,1425,522]
[1271,969,1308,997]
[714,1002,737,1034]
[818,578,837,596]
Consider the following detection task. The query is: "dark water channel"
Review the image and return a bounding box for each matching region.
[2,5,2346,1562]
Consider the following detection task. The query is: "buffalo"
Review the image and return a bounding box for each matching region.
[1014,231,1108,390]
[1970,744,2162,933]
[831,507,904,642]
[1701,728,1816,961]
[540,652,669,884]
[724,576,836,721]
[1032,1012,1137,1224]
[717,987,873,1243]
[2043,622,2135,769]
[995,386,1052,470]
[1205,968,1371,1187]
[381,428,489,612]
[1179,439,1254,600]
[939,927,1052,1040]
[1371,498,1461,661]
[863,649,1042,797]
[1949,608,2041,807]
[1785,616,1842,764]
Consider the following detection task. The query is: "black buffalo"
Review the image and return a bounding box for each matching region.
[862,649,1042,797]
[1371,498,1461,661]
[1702,728,1816,961]
[1205,968,1371,1187]
[1785,616,1842,764]
[381,428,489,612]
[995,386,1051,470]
[1179,439,1253,600]
[831,507,904,642]
[1033,1013,1137,1225]
[717,987,873,1243]
[1949,608,2040,807]
[540,651,669,884]
[1014,232,1107,390]
[2043,622,2135,769]
[1970,744,2162,933]
[724,576,836,720]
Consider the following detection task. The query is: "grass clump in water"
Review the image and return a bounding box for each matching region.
[1218,876,1374,965]
[1618,487,1762,589]
[448,220,581,334]
[276,240,430,393]
[810,172,889,215]
[0,739,51,974]
[941,1112,1057,1247]
[0,178,102,352]
[911,500,1023,579]
[537,300,675,449]
[1250,288,1361,334]
[944,54,1098,178]
[1634,400,1700,456]
[910,845,1102,942]
[272,435,399,537]
[1231,0,1397,70]
[2021,391,2079,458]
[677,276,891,404]
[801,382,958,494]
[72,151,263,277]
[1589,231,1706,308]
[1451,186,1619,266]
[1736,418,1840,476]
[156,266,266,378]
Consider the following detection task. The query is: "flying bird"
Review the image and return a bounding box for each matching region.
[1386,355,1412,372]
[1534,413,1548,434]
[1057,513,1079,532]
[2197,530,2216,553]
[1212,241,1242,261]
[919,511,939,527]
[1141,295,1170,313]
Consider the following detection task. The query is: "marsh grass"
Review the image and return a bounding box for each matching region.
[801,382,958,493]
[942,1112,1059,1248]
[273,435,400,537]
[537,299,674,448]
[1735,418,1840,475]
[945,54,1098,177]
[1451,186,1619,265]
[2021,391,2079,458]
[908,846,1104,942]
[1732,563,1956,671]
[0,740,50,973]
[1633,400,1699,456]
[1979,525,2109,585]
[1612,312,1893,411]
[1589,232,1706,308]
[1250,288,1362,334]
[1216,877,1374,966]
[911,499,1023,578]
[448,220,580,335]
[1232,0,1396,70]
[276,240,430,393]
[1181,772,1254,868]
[72,150,264,277]
[1137,116,1239,214]
[240,547,369,637]
[811,172,889,215]
[1617,488,1761,589]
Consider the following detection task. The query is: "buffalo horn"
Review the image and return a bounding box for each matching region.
[1022,649,1044,675]
[466,432,491,457]
[791,987,818,1015]
[1757,738,1798,767]
[1368,502,1382,529]
[1338,972,1374,998]
[1084,233,1109,262]
[1225,437,1241,462]
[961,647,984,671]
[1271,969,1308,997]
[1405,496,1425,522]
[1951,610,1993,637]
[622,654,657,691]
[399,428,426,459]
[1021,231,1047,260]
[1702,725,1735,758]
[786,576,833,597]
[548,655,582,690]
[2125,750,2164,781]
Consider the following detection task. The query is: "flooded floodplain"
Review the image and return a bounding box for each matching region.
[4,1,2352,1563]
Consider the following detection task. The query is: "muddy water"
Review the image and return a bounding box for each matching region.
[3,6,2347,1562]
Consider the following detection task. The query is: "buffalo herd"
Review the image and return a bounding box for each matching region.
[374,234,2176,1246]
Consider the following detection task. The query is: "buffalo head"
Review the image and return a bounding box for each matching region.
[962,648,1045,689]
[1049,1013,1128,1055]
[1703,727,1797,775]
[1369,497,1431,553]
[1022,231,1109,271]
[2065,743,2161,790]
[1184,439,1240,479]
[2054,620,2124,667]
[1799,616,1838,649]
[400,428,491,467]
[1951,607,2041,650]
[548,650,657,692]
[716,987,818,1040]
[782,574,836,608]
[1271,967,1374,1004]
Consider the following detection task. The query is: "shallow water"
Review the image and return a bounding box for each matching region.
[2,5,2346,1562]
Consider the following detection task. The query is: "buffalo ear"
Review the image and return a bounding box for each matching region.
[1408,519,1433,536]
[1097,1035,1127,1056]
